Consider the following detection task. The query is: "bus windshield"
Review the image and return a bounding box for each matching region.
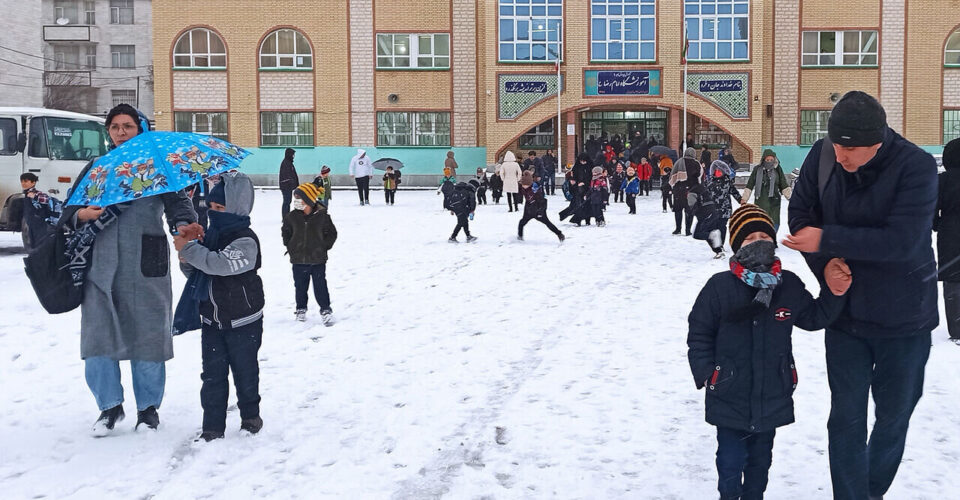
[41,117,110,161]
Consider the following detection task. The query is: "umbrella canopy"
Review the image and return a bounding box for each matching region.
[66,132,251,207]
[373,158,404,171]
[649,145,679,162]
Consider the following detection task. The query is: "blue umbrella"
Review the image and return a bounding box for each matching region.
[65,132,251,207]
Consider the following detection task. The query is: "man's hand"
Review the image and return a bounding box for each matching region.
[824,258,853,296]
[782,226,822,253]
[177,223,205,242]
[77,206,103,222]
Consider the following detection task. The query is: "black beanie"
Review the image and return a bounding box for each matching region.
[828,91,887,147]
[943,138,960,170]
[207,181,226,206]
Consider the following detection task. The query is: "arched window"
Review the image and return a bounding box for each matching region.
[946,29,960,66]
[173,28,226,69]
[259,29,312,69]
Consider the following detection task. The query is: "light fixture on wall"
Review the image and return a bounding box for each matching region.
[829,93,841,104]
[388,93,399,103]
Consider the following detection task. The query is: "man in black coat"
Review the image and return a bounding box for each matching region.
[785,91,938,500]
[934,138,960,344]
[542,149,558,195]
[278,148,299,218]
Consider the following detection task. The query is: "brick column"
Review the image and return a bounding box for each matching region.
[564,110,577,168]
[773,0,800,144]
[349,0,375,146]
[452,0,477,146]
[881,0,906,133]
[669,108,681,151]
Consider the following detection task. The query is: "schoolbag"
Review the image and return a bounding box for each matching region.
[23,219,83,314]
[445,186,471,212]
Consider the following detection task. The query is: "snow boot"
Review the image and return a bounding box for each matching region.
[295,309,306,322]
[516,234,524,241]
[713,251,725,260]
[448,237,458,243]
[672,229,681,235]
[136,406,159,431]
[92,404,125,437]
[240,416,263,435]
[951,338,960,346]
[466,235,478,243]
[321,309,334,326]
[197,430,224,442]
[557,233,565,243]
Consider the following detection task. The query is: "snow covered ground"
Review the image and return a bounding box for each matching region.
[0,190,958,500]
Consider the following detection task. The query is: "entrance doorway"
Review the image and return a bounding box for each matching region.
[581,110,667,148]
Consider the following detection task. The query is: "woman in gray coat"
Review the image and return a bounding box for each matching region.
[63,104,199,436]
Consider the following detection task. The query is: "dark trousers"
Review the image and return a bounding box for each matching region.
[716,427,776,500]
[477,189,487,205]
[675,209,693,233]
[626,193,637,214]
[518,212,562,238]
[825,329,931,500]
[201,319,263,433]
[384,189,396,205]
[281,189,293,218]
[492,189,502,204]
[613,189,624,203]
[507,192,522,211]
[943,282,960,339]
[452,212,471,238]
[662,191,673,211]
[719,217,729,247]
[643,180,651,195]
[544,174,556,195]
[292,263,331,311]
[591,203,605,223]
[355,176,370,204]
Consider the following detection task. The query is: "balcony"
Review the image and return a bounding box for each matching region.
[43,25,99,43]
[44,71,92,87]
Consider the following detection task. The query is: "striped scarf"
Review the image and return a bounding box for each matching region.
[729,240,782,307]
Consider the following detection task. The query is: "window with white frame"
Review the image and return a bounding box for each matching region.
[377,111,451,146]
[260,112,313,146]
[802,31,877,67]
[54,0,79,24]
[376,33,450,69]
[800,109,831,145]
[53,45,80,70]
[944,110,960,144]
[111,89,136,107]
[110,0,133,24]
[174,28,227,68]
[84,1,96,24]
[498,0,563,62]
[111,45,135,68]
[520,120,555,148]
[259,29,312,69]
[84,45,97,69]
[946,30,960,66]
[590,0,656,62]
[175,112,228,140]
[683,0,749,61]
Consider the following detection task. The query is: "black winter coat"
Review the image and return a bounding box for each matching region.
[688,270,843,433]
[573,162,593,186]
[199,228,265,330]
[519,184,547,216]
[935,169,960,281]
[788,130,939,338]
[281,207,338,264]
[278,148,299,192]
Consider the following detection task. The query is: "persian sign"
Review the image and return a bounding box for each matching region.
[698,79,743,92]
[505,81,549,93]
[584,70,662,97]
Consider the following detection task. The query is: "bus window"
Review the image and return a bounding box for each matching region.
[28,117,48,158]
[0,118,16,155]
[43,117,109,161]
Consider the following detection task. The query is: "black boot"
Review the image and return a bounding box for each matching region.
[197,430,225,442]
[92,404,125,437]
[136,406,159,430]
[241,416,263,434]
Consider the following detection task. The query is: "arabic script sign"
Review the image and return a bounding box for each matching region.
[505,81,549,93]
[699,79,743,92]
[685,73,750,119]
[584,70,661,97]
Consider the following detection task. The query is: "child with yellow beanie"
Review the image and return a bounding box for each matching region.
[282,183,338,325]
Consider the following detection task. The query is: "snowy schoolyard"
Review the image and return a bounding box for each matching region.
[0,189,958,499]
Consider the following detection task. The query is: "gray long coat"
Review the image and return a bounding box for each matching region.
[67,193,196,361]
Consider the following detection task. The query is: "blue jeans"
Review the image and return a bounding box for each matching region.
[825,329,930,500]
[292,263,331,311]
[716,427,776,500]
[543,173,556,194]
[84,357,166,411]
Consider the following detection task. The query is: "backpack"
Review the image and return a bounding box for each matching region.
[23,219,83,314]
[445,186,471,213]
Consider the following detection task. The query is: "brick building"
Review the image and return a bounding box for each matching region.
[151,0,960,182]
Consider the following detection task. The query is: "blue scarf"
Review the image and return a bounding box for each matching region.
[172,210,250,334]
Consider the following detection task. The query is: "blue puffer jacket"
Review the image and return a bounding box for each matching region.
[688,270,844,433]
[621,176,641,195]
[788,129,939,338]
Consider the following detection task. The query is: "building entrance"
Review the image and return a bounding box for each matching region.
[581,110,667,148]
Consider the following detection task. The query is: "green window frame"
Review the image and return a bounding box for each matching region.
[175,112,228,140]
[377,111,450,146]
[260,112,313,146]
[800,109,831,145]
[944,110,960,144]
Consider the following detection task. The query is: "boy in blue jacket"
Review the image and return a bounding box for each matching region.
[175,173,265,442]
[687,204,851,500]
[621,165,641,214]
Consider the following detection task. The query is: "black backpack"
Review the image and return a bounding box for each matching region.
[23,220,83,314]
[445,187,470,212]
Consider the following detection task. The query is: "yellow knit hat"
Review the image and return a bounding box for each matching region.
[294,182,320,207]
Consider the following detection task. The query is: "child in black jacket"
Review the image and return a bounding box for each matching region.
[475,168,489,205]
[444,181,477,242]
[282,183,338,324]
[175,173,265,442]
[687,204,851,500]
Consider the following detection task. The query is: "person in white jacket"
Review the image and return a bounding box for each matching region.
[349,149,374,205]
[500,151,523,212]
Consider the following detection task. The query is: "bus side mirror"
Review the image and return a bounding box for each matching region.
[16,132,25,153]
